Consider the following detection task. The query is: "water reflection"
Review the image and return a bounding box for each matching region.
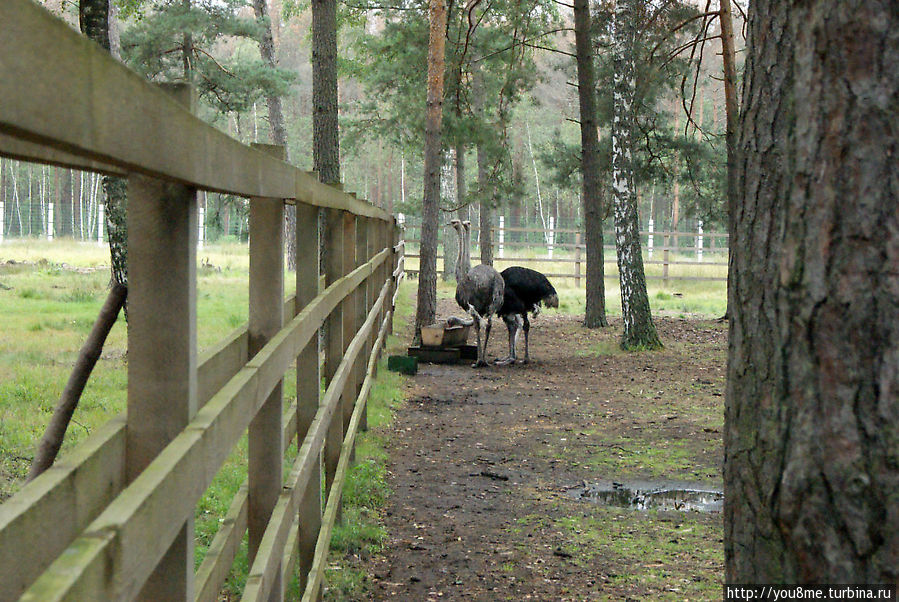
[567,482,723,512]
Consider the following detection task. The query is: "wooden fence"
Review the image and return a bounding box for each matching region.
[0,2,403,601]
[404,225,729,285]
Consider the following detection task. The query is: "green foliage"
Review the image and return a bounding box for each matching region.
[343,0,560,211]
[120,0,296,115]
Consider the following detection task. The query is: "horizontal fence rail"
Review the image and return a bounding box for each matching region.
[403,227,729,285]
[0,2,404,601]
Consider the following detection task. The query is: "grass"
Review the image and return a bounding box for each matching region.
[321,279,414,600]
[0,238,409,601]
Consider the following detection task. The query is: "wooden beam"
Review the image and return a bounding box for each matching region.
[294,203,321,594]
[247,150,286,602]
[126,148,198,600]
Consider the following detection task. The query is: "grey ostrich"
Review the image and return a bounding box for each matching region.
[451,219,504,367]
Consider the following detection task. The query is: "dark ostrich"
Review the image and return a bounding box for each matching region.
[451,220,504,367]
[495,266,559,364]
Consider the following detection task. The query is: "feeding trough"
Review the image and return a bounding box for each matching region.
[408,319,477,363]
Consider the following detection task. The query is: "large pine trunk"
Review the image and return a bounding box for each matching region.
[725,0,898,582]
[312,0,339,184]
[610,0,659,349]
[414,0,447,343]
[572,0,607,328]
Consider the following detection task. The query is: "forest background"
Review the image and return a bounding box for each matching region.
[0,0,736,249]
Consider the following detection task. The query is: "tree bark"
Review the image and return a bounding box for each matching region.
[312,0,339,185]
[414,0,447,344]
[27,285,128,482]
[573,0,608,328]
[725,0,899,583]
[253,0,296,271]
[611,0,661,350]
[442,149,457,281]
[719,0,738,321]
[472,65,494,267]
[80,0,128,297]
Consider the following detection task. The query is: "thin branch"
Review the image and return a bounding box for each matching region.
[473,27,574,62]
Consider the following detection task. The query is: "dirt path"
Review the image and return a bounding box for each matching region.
[361,296,726,600]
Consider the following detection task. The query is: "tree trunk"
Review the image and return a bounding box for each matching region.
[611,0,661,350]
[442,149,457,281]
[253,0,296,270]
[573,0,608,328]
[80,0,128,297]
[725,0,898,583]
[312,0,339,185]
[477,141,493,266]
[27,285,127,482]
[413,0,447,344]
[719,0,738,321]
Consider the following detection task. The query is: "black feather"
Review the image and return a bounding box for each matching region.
[499,267,558,316]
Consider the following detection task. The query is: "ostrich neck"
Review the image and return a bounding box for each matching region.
[463,227,471,272]
[455,227,467,282]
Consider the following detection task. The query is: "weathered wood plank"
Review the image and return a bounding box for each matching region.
[193,402,297,602]
[293,202,322,595]
[248,186,286,602]
[0,322,258,601]
[0,416,126,602]
[198,327,249,410]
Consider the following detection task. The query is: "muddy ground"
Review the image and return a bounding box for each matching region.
[355,295,727,600]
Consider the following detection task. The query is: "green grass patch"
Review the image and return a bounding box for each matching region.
[551,508,722,599]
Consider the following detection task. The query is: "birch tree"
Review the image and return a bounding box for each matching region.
[611,0,661,350]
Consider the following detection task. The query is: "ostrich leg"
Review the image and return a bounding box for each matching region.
[496,315,520,365]
[521,314,531,363]
[468,304,488,367]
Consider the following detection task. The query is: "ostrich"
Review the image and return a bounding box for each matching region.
[451,219,504,367]
[495,266,559,365]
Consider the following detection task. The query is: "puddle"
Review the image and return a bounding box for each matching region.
[566,481,723,513]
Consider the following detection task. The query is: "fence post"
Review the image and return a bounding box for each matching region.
[340,211,357,459]
[323,207,344,505]
[647,218,654,259]
[387,218,399,339]
[47,200,54,241]
[574,232,582,288]
[355,215,370,436]
[247,143,285,602]
[696,219,704,262]
[125,83,198,602]
[498,215,504,259]
[198,192,206,249]
[663,243,670,287]
[97,201,105,245]
[548,216,554,258]
[294,202,321,595]
[371,218,386,378]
